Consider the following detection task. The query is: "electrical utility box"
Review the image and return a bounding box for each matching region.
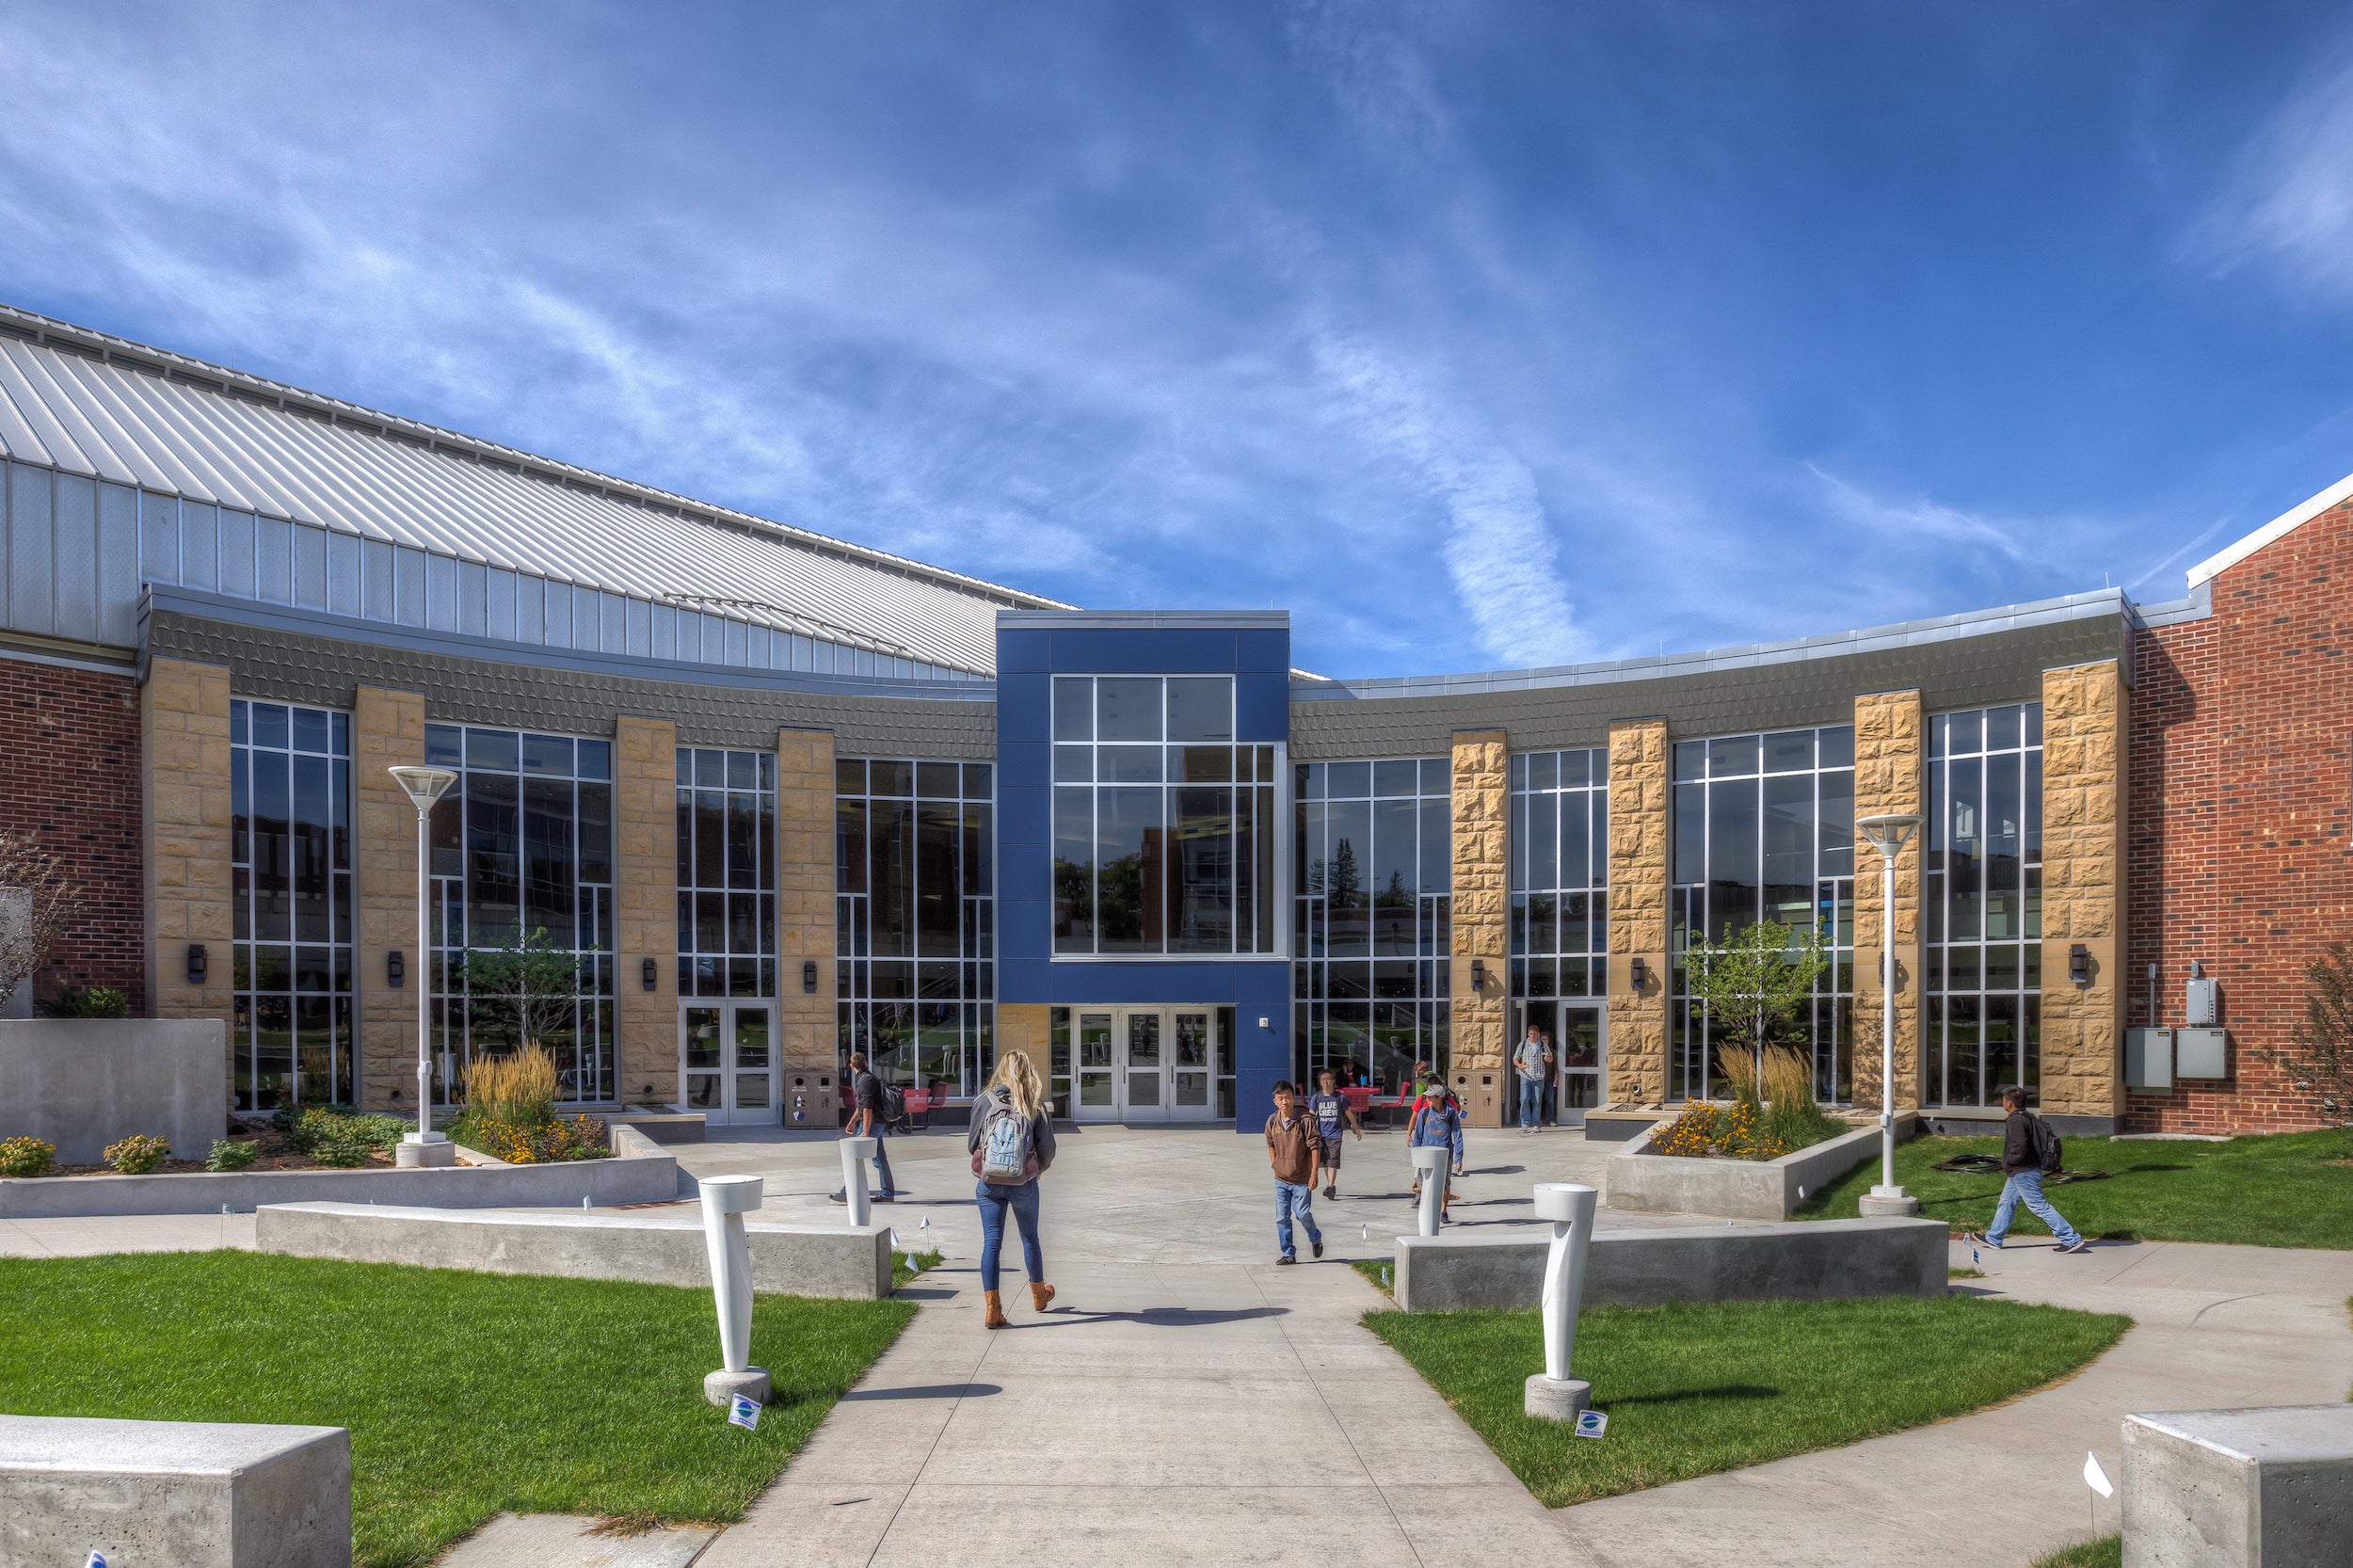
[2175,1027,2229,1080]
[2185,976,2219,1027]
[2124,1028,2173,1091]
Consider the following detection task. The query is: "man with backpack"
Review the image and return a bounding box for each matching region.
[828,1050,899,1206]
[1966,1085,2089,1254]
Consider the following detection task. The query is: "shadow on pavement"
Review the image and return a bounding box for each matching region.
[840,1383,1002,1401]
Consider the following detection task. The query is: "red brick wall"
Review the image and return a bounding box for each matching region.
[2126,495,2353,1133]
[0,656,145,1013]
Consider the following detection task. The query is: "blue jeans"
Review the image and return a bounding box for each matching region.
[1987,1170,2081,1247]
[1518,1077,1544,1128]
[1275,1180,1321,1258]
[975,1178,1042,1291]
[844,1121,894,1196]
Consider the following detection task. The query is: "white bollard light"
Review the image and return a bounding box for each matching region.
[840,1136,876,1227]
[1525,1181,1598,1421]
[1411,1144,1448,1238]
[699,1173,769,1408]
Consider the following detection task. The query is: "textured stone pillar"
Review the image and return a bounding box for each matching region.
[1606,717,1670,1106]
[353,685,425,1113]
[1852,689,1925,1112]
[1449,728,1509,1128]
[997,1002,1052,1102]
[141,657,233,1039]
[615,715,678,1104]
[776,728,838,1092]
[2040,660,2126,1123]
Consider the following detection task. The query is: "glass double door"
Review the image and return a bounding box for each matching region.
[680,1000,778,1125]
[1074,1007,1222,1123]
[1522,999,1608,1127]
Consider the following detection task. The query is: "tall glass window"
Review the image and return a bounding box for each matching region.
[1051,675,1280,956]
[1925,703,2043,1107]
[1669,725,1856,1103]
[1509,748,1610,999]
[675,748,778,998]
[423,725,616,1104]
[837,759,995,1093]
[1293,759,1450,1093]
[231,699,354,1111]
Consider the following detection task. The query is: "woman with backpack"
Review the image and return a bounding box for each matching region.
[968,1048,1059,1328]
[1406,1075,1467,1224]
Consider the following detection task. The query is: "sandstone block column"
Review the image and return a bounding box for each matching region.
[141,657,233,1041]
[353,685,426,1113]
[2040,660,2126,1124]
[616,716,679,1103]
[1606,717,1670,1106]
[1449,728,1509,1128]
[1852,689,1926,1112]
[776,728,839,1119]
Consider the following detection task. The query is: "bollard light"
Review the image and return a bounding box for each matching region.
[1410,1145,1447,1238]
[840,1137,877,1228]
[1525,1182,1599,1421]
[698,1173,769,1408]
[388,765,457,1153]
[1855,812,1924,1217]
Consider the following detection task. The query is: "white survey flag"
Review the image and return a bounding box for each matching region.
[2083,1451,2113,1498]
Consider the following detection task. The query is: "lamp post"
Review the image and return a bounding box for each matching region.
[1855,812,1923,1217]
[389,766,458,1157]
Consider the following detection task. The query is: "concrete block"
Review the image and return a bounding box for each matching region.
[0,1018,228,1162]
[0,1414,350,1568]
[2122,1405,2353,1568]
[1394,1217,1949,1313]
[256,1202,896,1299]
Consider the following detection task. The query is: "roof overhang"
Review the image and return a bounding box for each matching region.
[2187,468,2353,589]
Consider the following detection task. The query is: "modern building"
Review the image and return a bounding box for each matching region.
[1,301,2344,1138]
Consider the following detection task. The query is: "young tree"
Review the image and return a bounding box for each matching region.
[2267,941,2353,1127]
[1686,917,1830,1100]
[0,833,78,1011]
[459,927,580,1058]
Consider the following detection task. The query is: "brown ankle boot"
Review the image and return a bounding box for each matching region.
[983,1290,1008,1329]
[1029,1281,1056,1313]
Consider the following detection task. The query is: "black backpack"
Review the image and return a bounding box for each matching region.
[878,1080,910,1129]
[2028,1112,2063,1175]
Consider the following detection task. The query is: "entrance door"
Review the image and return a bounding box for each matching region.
[680,1000,779,1125]
[1077,1012,1116,1116]
[1555,1000,1607,1128]
[1070,1007,1224,1123]
[1125,1014,1162,1112]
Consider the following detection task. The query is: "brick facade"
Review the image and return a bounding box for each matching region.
[2126,495,2353,1133]
[1,655,144,1011]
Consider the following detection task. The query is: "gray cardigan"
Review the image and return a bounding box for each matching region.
[967,1085,1057,1173]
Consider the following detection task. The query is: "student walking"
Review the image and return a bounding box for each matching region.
[1513,1024,1553,1133]
[829,1050,898,1205]
[1407,1076,1467,1223]
[1967,1086,2090,1255]
[1266,1080,1324,1264]
[968,1048,1058,1328]
[1306,1068,1360,1199]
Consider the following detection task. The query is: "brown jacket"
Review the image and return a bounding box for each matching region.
[1266,1110,1320,1185]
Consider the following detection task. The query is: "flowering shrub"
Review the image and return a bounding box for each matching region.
[0,1135,56,1177]
[281,1107,406,1167]
[206,1138,261,1172]
[467,1113,610,1164]
[104,1134,173,1174]
[1648,1101,1789,1163]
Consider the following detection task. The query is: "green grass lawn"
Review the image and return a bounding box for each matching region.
[0,1252,916,1568]
[2033,1535,2121,1568]
[1800,1128,2353,1248]
[1364,1295,2127,1507]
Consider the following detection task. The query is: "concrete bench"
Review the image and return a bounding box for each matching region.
[257,1200,896,1299]
[1393,1216,1948,1312]
[2123,1405,2353,1567]
[0,1414,350,1568]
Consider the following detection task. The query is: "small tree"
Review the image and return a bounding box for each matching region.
[458,927,580,1060]
[1686,917,1829,1101]
[0,833,78,1011]
[2266,941,2353,1127]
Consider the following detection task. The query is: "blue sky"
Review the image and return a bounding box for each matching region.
[3,3,2351,678]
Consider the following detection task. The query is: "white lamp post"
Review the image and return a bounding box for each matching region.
[389,765,458,1160]
[1856,812,1923,1216]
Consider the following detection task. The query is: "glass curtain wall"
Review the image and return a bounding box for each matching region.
[1669,726,1857,1103]
[230,700,354,1111]
[1925,704,2043,1107]
[675,748,778,999]
[837,759,995,1093]
[423,725,617,1104]
[1293,759,1450,1093]
[1051,675,1279,956]
[1509,746,1609,1003]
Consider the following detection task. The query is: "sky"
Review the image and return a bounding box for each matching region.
[3,2,2352,679]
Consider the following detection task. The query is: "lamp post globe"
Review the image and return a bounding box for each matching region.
[388,767,458,1145]
[1854,812,1923,1214]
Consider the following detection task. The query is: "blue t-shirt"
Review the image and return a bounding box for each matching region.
[1307,1090,1347,1138]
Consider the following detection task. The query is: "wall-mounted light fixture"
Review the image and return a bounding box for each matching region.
[803,960,819,994]
[1627,956,1648,990]
[1469,958,1487,991]
[186,943,208,986]
[2069,944,2091,987]
[641,958,658,992]
[387,950,406,988]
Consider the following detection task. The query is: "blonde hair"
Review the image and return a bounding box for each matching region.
[987,1048,1048,1122]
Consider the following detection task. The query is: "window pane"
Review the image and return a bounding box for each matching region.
[1170,786,1235,952]
[1096,677,1161,742]
[1165,676,1233,742]
[1053,787,1094,952]
[1052,677,1093,741]
[1096,786,1162,952]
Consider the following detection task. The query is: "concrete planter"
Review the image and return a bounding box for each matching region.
[1606,1115,1910,1221]
[0,1017,228,1163]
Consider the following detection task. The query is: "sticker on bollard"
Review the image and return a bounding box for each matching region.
[729,1395,761,1431]
[1574,1411,1608,1439]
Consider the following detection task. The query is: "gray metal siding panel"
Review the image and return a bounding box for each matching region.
[517,573,544,645]
[625,595,649,658]
[361,537,393,621]
[51,472,97,642]
[139,489,179,586]
[293,523,328,611]
[426,552,459,632]
[485,567,515,641]
[97,480,139,645]
[219,509,255,599]
[255,514,292,604]
[328,529,361,617]
[393,546,424,628]
[180,501,215,592]
[8,461,52,634]
[458,560,487,636]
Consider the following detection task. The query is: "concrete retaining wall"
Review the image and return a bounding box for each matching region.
[0,1017,228,1162]
[1605,1115,1914,1221]
[257,1201,895,1299]
[0,1413,351,1568]
[1393,1216,1949,1312]
[2122,1405,2353,1568]
[0,1128,680,1217]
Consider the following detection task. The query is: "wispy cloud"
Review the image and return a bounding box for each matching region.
[2185,46,2353,298]
[1804,465,2035,567]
